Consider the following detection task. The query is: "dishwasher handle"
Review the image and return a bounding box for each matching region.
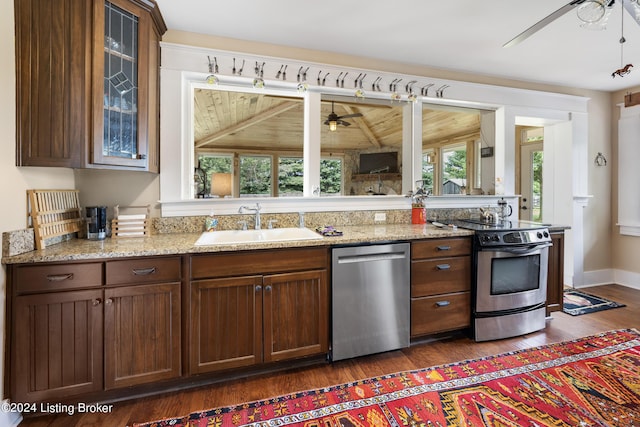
[336,251,407,265]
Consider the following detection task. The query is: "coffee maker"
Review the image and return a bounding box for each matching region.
[86,206,107,240]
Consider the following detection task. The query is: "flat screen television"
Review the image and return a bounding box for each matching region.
[359,152,398,174]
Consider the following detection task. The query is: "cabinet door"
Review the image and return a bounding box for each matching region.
[15,0,90,167]
[189,276,263,374]
[263,270,328,363]
[104,282,181,389]
[91,0,156,169]
[546,232,565,315]
[12,290,103,403]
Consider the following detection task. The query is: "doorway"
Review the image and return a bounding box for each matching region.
[518,127,544,222]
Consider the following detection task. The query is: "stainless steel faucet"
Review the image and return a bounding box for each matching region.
[238,203,262,229]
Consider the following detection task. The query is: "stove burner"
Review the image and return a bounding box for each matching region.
[449,219,552,247]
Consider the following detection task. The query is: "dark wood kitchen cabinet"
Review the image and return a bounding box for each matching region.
[10,263,104,403]
[410,237,472,338]
[14,0,166,171]
[8,256,181,403]
[546,231,566,315]
[188,248,329,375]
[104,257,182,389]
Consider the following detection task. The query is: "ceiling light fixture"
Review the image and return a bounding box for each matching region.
[329,120,338,132]
[613,0,634,77]
[503,0,640,47]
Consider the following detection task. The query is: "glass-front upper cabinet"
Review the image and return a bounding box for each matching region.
[92,0,166,171]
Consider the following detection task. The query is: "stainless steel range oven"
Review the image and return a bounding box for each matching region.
[454,220,552,341]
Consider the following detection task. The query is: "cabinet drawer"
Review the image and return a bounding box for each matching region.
[411,257,471,297]
[411,292,470,337]
[14,263,103,294]
[191,247,328,279]
[106,257,181,285]
[412,238,471,260]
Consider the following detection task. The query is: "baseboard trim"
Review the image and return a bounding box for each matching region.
[580,269,640,291]
[0,400,23,427]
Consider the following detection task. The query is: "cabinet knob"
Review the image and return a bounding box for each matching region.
[255,285,262,292]
[105,298,113,305]
[265,285,272,292]
[92,298,102,306]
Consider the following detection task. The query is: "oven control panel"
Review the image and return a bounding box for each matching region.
[477,229,551,247]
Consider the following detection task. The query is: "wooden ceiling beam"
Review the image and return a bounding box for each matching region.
[195,101,299,148]
[341,105,381,148]
[423,130,481,149]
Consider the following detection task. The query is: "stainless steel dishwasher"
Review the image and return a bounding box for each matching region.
[331,242,410,361]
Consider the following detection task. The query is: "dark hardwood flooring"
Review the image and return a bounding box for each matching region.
[18,284,640,427]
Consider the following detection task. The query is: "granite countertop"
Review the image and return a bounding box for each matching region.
[2,224,474,265]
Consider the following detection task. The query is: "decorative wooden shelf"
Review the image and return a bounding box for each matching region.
[351,173,402,181]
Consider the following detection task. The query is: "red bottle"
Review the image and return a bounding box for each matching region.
[412,203,426,224]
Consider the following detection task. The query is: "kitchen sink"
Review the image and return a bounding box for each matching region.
[194,227,324,246]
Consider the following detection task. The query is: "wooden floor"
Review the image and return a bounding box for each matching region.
[18,284,640,427]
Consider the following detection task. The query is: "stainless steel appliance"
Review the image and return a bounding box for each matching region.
[86,206,107,240]
[331,243,410,361]
[453,220,552,342]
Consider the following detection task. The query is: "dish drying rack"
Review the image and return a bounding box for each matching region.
[111,205,151,238]
[27,189,84,250]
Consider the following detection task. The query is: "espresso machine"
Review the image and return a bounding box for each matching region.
[86,206,107,240]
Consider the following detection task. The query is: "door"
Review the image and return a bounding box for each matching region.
[520,141,544,221]
[92,0,152,169]
[12,290,103,402]
[104,282,181,389]
[263,270,328,362]
[189,276,263,374]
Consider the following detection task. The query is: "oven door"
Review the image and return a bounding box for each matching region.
[475,243,550,313]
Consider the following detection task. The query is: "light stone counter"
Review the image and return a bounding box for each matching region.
[2,224,473,265]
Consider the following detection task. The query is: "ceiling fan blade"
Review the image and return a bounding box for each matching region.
[338,120,352,127]
[337,113,363,119]
[503,0,587,48]
[623,0,640,26]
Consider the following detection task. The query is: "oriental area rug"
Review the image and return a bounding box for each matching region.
[132,329,640,427]
[563,289,626,316]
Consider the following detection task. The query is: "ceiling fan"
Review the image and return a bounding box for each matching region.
[324,102,363,131]
[504,0,640,48]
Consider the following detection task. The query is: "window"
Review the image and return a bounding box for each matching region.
[422,151,435,194]
[278,157,304,197]
[240,155,272,197]
[196,154,232,198]
[442,143,467,195]
[320,157,343,196]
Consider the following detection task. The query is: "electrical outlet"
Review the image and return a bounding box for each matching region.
[374,212,386,222]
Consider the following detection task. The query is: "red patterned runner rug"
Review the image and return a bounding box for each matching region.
[133,329,640,427]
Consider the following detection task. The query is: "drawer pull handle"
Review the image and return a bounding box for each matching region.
[436,300,451,307]
[46,273,74,282]
[436,264,451,270]
[132,267,156,276]
[436,245,451,251]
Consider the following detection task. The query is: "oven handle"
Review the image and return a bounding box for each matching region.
[480,242,551,255]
